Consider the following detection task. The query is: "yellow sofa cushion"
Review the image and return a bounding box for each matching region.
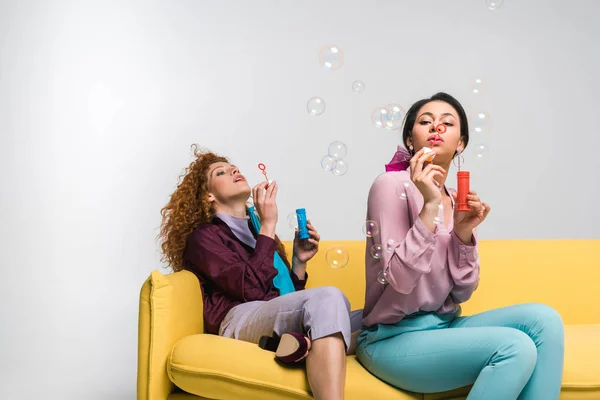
[167,324,600,400]
[563,324,600,391]
[168,334,420,400]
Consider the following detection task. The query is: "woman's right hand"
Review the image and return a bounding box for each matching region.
[252,181,278,235]
[409,148,446,205]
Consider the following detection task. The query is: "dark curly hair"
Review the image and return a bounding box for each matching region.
[159,144,288,271]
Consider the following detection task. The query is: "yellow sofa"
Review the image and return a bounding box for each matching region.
[138,240,600,400]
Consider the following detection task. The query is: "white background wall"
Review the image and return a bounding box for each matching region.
[1,0,599,398]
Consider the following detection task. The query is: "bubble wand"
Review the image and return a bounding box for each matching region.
[257,162,309,239]
[437,123,471,211]
[257,163,269,184]
[435,124,447,136]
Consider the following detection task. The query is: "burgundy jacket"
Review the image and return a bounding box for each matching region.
[183,216,307,334]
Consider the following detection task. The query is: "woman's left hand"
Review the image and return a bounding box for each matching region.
[452,190,491,243]
[292,220,320,264]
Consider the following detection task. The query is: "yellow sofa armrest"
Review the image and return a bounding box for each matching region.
[137,270,204,400]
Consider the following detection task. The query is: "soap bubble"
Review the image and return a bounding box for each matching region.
[377,270,389,284]
[287,213,298,230]
[321,155,337,171]
[363,220,379,237]
[352,80,365,94]
[475,144,490,160]
[371,107,389,128]
[396,181,410,200]
[385,238,398,253]
[370,244,384,259]
[307,97,326,116]
[326,246,349,268]
[471,112,492,134]
[469,78,485,96]
[328,141,347,160]
[486,0,503,11]
[332,160,348,176]
[319,45,344,71]
[384,104,405,130]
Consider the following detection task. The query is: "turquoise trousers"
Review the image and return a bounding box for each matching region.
[356,303,564,399]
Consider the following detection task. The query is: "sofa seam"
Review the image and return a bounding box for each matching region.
[561,383,600,389]
[169,363,312,397]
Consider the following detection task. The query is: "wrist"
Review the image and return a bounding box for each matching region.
[292,265,306,281]
[454,229,474,245]
[419,202,441,232]
[292,255,306,268]
[259,223,276,239]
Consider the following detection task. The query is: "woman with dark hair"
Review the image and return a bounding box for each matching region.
[356,93,564,399]
[159,146,362,400]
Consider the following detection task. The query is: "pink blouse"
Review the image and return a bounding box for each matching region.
[362,170,480,327]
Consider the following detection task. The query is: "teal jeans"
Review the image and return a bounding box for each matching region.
[356,303,564,399]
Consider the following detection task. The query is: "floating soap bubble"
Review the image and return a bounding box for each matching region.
[363,220,379,237]
[469,78,485,96]
[328,141,347,160]
[471,112,492,134]
[396,181,411,200]
[384,104,405,130]
[475,144,490,160]
[385,238,398,253]
[287,213,298,230]
[371,107,389,128]
[485,0,503,11]
[321,155,337,171]
[319,45,344,71]
[326,246,349,268]
[352,80,365,94]
[377,270,389,284]
[370,244,384,259]
[307,97,326,116]
[332,160,348,176]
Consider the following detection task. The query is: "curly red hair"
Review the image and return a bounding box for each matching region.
[159,144,288,272]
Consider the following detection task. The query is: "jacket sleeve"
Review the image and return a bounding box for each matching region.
[185,227,279,302]
[290,269,308,290]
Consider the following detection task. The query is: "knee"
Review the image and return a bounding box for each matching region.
[532,303,563,327]
[525,303,565,337]
[503,329,538,374]
[309,286,351,312]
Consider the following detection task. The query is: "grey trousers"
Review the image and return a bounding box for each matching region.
[219,286,363,352]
